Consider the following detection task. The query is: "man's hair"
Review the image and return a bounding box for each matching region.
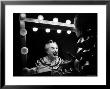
[44,40,57,51]
[48,40,54,44]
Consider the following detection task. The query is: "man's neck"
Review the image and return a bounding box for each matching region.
[47,55,58,62]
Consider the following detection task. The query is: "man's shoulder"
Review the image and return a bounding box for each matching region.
[39,56,50,64]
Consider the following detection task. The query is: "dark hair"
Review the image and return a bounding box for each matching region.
[44,40,57,51]
[47,40,54,44]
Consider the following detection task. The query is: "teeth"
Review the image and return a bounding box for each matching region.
[53,52,58,56]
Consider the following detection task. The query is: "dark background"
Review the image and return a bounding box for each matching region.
[13,13,97,76]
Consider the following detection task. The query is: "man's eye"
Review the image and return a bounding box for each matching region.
[51,47,54,49]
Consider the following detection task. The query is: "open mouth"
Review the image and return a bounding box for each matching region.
[53,52,58,56]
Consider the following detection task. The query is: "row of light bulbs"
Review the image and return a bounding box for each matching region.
[37,15,72,24]
[20,14,73,25]
[33,27,72,34]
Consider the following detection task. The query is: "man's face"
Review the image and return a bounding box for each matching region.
[46,43,58,57]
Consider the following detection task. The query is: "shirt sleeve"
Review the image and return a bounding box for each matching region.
[35,58,52,73]
[60,58,72,64]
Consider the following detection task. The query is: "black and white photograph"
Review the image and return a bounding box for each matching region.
[1,1,107,86]
[13,13,97,76]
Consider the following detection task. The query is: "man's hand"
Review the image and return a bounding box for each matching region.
[63,60,72,64]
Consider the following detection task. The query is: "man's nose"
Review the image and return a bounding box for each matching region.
[55,49,58,52]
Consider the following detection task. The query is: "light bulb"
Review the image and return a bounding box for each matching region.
[67,30,71,34]
[57,29,62,33]
[20,13,26,19]
[33,27,38,32]
[21,47,28,55]
[38,15,44,21]
[53,18,58,23]
[66,20,71,24]
[45,28,50,33]
[20,29,27,36]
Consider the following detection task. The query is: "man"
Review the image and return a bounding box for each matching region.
[23,40,72,76]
